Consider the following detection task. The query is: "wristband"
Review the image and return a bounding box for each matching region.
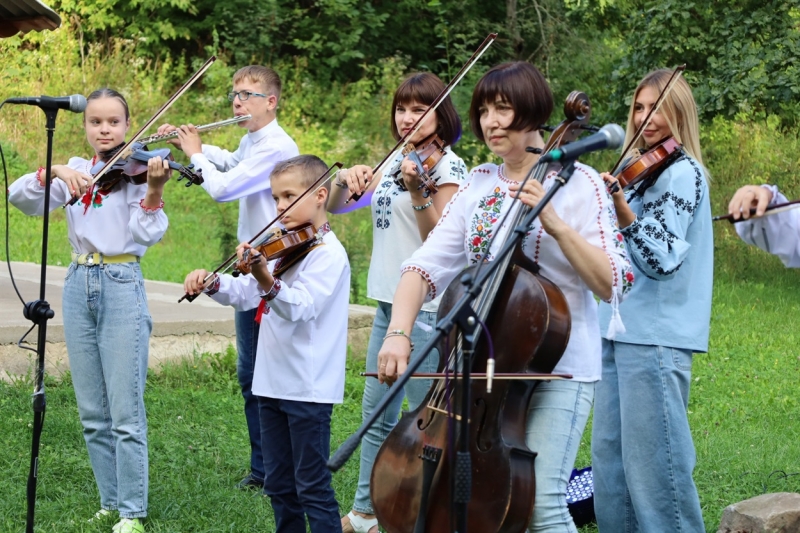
[412,198,433,211]
[383,329,414,349]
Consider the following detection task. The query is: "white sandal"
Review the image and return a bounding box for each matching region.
[343,511,379,533]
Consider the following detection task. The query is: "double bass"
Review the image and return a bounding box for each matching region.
[369,93,593,533]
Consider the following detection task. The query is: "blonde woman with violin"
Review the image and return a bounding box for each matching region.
[327,72,467,533]
[8,88,171,533]
[595,70,712,532]
[727,184,800,267]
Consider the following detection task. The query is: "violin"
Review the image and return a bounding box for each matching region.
[607,65,686,194]
[401,133,446,197]
[610,136,683,192]
[64,56,217,207]
[93,141,203,191]
[178,162,342,303]
[370,92,591,533]
[232,222,317,276]
[346,33,497,204]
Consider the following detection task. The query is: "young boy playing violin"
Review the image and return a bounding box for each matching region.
[184,155,349,533]
[160,65,299,490]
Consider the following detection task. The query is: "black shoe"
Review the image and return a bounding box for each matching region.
[236,473,264,490]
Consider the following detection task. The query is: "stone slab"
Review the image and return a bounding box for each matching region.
[718,492,800,533]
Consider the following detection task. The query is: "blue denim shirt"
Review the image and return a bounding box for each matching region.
[598,155,713,352]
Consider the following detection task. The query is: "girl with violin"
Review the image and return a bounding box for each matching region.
[327,72,467,533]
[8,88,171,533]
[377,62,632,533]
[726,184,800,267]
[595,70,713,532]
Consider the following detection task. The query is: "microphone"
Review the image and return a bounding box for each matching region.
[539,124,625,164]
[5,94,87,113]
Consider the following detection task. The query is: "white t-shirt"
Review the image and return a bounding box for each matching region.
[190,119,299,243]
[402,163,633,381]
[8,157,168,255]
[207,230,351,403]
[367,146,468,312]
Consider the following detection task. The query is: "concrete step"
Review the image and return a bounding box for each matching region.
[1,262,375,380]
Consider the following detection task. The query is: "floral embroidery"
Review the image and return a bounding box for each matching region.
[468,186,505,263]
[622,268,635,293]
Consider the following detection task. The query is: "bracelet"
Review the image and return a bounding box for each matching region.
[383,329,414,349]
[334,169,350,189]
[412,198,433,211]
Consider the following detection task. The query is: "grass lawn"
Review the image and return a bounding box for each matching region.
[2,261,800,532]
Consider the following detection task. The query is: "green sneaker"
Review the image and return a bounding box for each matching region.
[88,508,114,523]
[112,518,144,533]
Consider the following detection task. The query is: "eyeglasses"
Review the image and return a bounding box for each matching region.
[227,91,268,102]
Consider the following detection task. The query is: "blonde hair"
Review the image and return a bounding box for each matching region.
[233,65,282,101]
[624,69,704,167]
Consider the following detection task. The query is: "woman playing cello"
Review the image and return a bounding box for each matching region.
[377,61,632,532]
[595,69,713,532]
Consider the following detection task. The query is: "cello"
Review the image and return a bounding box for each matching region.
[369,92,593,533]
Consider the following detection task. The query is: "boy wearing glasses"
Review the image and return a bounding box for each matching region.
[158,65,299,491]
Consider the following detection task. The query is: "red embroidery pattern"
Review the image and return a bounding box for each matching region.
[139,198,165,213]
[401,265,437,300]
[468,186,505,263]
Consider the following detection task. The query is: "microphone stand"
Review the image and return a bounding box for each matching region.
[328,156,579,533]
[24,107,59,533]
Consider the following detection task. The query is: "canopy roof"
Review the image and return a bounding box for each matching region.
[0,0,60,38]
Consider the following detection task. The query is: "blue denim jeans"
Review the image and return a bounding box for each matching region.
[235,308,264,481]
[526,379,594,533]
[258,397,339,533]
[592,340,704,533]
[62,262,151,519]
[351,301,439,515]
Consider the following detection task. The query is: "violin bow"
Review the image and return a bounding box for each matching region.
[610,64,686,176]
[179,162,343,303]
[64,56,217,206]
[713,199,800,223]
[345,32,498,204]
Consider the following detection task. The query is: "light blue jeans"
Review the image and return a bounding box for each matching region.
[352,301,439,515]
[592,340,704,533]
[62,262,151,519]
[526,379,594,533]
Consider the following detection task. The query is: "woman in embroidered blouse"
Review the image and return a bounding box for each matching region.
[8,88,170,533]
[377,61,632,533]
[595,70,712,532]
[327,72,467,533]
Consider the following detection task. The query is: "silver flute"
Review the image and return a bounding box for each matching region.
[137,115,252,145]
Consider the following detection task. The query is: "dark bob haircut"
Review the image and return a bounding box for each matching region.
[469,62,553,142]
[390,72,462,146]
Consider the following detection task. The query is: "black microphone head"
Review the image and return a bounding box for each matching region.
[69,94,88,113]
[601,124,626,149]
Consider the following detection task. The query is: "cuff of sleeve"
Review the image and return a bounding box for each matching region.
[261,279,282,301]
[204,274,221,296]
[762,184,781,206]
[620,216,640,238]
[400,265,437,301]
[35,167,46,187]
[139,198,165,214]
